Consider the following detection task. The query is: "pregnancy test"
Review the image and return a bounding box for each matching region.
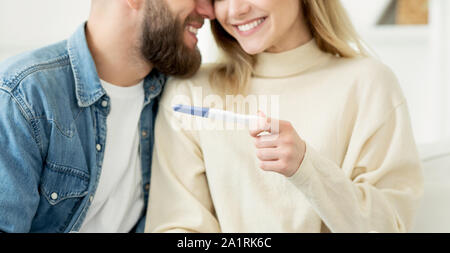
[173,104,262,126]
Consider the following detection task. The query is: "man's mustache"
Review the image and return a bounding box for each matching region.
[184,14,205,26]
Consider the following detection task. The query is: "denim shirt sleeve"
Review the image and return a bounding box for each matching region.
[0,90,43,233]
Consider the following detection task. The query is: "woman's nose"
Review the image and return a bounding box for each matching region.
[228,0,251,20]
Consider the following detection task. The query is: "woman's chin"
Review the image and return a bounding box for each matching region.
[240,44,266,55]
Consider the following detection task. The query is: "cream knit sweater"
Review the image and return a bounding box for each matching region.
[146,40,424,233]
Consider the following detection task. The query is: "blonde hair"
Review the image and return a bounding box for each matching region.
[210,0,369,94]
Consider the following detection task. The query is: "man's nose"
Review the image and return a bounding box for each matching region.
[196,0,216,20]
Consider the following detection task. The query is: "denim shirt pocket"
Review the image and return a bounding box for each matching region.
[40,161,89,205]
[31,161,90,232]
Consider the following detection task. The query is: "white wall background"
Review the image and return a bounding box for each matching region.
[1,0,449,145]
[341,0,450,146]
[0,0,90,59]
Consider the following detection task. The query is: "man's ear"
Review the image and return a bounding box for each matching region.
[125,0,144,10]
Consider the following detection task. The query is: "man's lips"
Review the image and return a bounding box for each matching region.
[185,23,203,36]
[188,22,204,29]
[183,15,204,47]
[184,14,205,29]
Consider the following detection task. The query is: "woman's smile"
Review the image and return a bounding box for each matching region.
[232,17,267,36]
[214,0,308,54]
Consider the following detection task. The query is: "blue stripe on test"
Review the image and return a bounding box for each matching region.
[172,104,210,118]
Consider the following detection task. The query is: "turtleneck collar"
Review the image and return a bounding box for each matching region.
[252,39,329,78]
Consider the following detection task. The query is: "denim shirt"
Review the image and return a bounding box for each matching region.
[0,24,166,233]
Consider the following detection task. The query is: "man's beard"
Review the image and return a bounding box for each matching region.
[140,0,202,78]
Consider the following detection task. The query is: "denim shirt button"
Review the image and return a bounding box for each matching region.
[145,183,150,191]
[101,100,108,108]
[96,144,102,152]
[89,195,94,202]
[51,192,58,200]
[142,131,148,138]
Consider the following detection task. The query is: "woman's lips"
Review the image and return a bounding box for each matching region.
[233,17,267,36]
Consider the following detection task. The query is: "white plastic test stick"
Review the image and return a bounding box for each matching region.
[172,104,262,126]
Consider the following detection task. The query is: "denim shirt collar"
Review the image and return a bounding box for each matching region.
[67,23,166,108]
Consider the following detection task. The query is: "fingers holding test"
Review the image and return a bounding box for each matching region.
[249,111,280,137]
[256,148,279,161]
[254,134,279,148]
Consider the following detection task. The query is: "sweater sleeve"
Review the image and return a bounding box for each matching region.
[288,101,424,233]
[145,102,221,233]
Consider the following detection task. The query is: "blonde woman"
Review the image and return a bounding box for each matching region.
[146,0,424,233]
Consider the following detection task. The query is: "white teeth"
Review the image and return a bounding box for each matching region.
[237,18,265,32]
[188,26,198,35]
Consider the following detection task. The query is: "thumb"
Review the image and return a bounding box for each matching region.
[258,111,280,135]
[257,111,267,118]
[257,111,271,131]
[249,111,270,137]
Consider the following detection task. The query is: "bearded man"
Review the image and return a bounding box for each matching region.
[0,0,215,233]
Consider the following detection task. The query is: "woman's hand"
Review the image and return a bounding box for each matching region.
[249,112,306,177]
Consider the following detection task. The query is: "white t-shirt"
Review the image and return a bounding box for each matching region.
[79,79,145,233]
